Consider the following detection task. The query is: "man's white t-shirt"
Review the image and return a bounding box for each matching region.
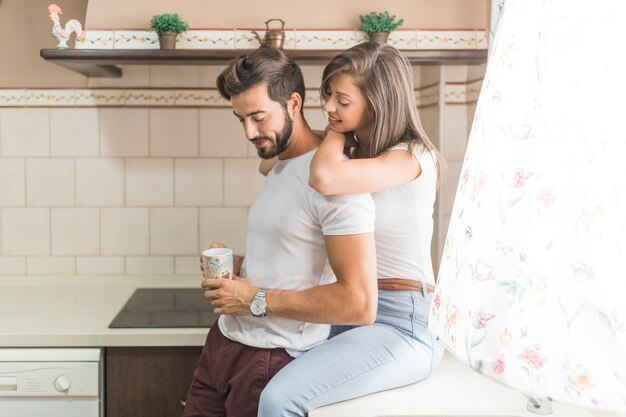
[219,149,375,357]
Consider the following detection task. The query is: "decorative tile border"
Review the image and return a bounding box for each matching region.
[0,82,483,108]
[0,88,265,108]
[26,89,77,106]
[75,89,126,106]
[415,85,440,107]
[234,30,262,49]
[124,89,175,106]
[0,90,27,106]
[388,30,419,50]
[445,83,467,103]
[76,30,114,49]
[75,29,487,50]
[113,30,159,49]
[445,79,483,104]
[475,30,488,49]
[295,31,355,50]
[465,79,483,102]
[174,90,226,106]
[417,30,478,49]
[179,30,237,49]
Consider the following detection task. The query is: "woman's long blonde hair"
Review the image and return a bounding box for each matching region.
[321,41,445,180]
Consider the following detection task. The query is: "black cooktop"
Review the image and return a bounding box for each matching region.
[109,288,218,328]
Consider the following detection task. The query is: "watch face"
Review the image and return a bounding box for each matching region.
[250,298,266,316]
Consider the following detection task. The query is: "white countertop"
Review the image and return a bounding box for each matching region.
[2,276,619,417]
[310,351,606,417]
[0,275,210,347]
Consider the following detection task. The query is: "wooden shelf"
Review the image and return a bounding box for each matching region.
[40,48,488,78]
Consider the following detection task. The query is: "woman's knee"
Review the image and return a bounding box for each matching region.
[258,381,301,417]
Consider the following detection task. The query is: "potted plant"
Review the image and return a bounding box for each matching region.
[359,11,404,43]
[149,13,189,50]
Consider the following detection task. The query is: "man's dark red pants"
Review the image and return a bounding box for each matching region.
[182,324,293,417]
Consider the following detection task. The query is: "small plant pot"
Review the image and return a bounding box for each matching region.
[368,32,389,43]
[158,32,178,50]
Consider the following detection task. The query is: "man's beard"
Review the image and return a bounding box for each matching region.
[254,110,293,159]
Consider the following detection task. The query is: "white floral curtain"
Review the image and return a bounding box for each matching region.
[488,0,506,56]
[429,0,626,412]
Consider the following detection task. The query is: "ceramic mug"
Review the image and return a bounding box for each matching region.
[202,248,233,279]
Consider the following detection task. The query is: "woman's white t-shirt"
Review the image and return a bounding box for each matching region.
[372,143,437,286]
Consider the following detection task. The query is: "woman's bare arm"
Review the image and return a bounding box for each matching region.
[309,130,422,195]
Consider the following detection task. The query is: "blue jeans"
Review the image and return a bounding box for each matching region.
[258,289,445,417]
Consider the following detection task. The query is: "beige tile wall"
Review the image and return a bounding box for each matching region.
[413,65,444,273]
[0,63,484,276]
[413,64,485,275]
[0,65,265,275]
[436,65,485,270]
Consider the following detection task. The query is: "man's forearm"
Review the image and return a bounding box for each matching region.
[265,279,377,325]
[265,233,378,325]
[203,234,378,324]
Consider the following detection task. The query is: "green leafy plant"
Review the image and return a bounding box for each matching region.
[149,13,190,34]
[359,11,404,35]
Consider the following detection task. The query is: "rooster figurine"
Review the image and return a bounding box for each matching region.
[48,3,84,49]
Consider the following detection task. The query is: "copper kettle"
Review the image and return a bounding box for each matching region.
[252,19,286,49]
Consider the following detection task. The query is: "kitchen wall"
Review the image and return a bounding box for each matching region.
[413,64,485,274]
[1,0,488,87]
[84,0,489,31]
[0,64,484,276]
[0,64,284,275]
[0,0,486,276]
[0,0,89,87]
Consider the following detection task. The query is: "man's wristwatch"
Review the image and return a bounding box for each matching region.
[250,288,268,317]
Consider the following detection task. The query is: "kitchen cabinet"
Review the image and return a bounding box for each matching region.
[0,276,209,417]
[106,346,203,417]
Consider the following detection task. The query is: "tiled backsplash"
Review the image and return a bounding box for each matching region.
[0,86,471,109]
[76,29,488,51]
[0,107,255,275]
[0,64,483,276]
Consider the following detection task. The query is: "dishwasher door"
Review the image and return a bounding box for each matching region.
[0,348,103,417]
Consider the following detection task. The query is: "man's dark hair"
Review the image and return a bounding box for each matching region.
[217,46,305,115]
